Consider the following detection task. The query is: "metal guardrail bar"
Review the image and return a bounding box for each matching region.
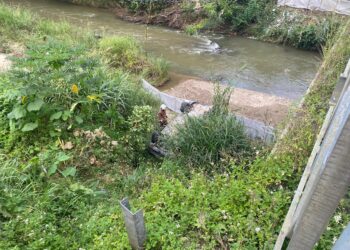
[274,58,350,249]
[273,105,335,249]
[120,198,146,250]
[333,222,350,250]
[287,76,350,249]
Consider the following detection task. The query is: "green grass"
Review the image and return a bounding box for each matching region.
[261,8,342,50]
[62,0,118,7]
[60,0,346,51]
[0,4,88,45]
[184,19,208,36]
[60,0,346,50]
[99,36,143,70]
[0,2,350,249]
[142,56,170,86]
[166,86,254,168]
[0,4,160,248]
[98,36,169,86]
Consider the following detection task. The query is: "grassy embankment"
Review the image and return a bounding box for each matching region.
[63,0,344,51]
[1,3,350,249]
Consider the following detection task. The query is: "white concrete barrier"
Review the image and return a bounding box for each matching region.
[142,79,275,143]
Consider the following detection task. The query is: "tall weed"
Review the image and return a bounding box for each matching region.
[166,86,252,168]
[98,36,169,85]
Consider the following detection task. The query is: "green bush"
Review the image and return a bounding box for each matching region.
[1,37,159,142]
[99,36,144,71]
[99,36,169,85]
[139,170,291,249]
[1,3,349,250]
[184,24,197,35]
[88,156,296,249]
[184,19,209,36]
[263,10,340,50]
[166,86,253,168]
[0,4,34,39]
[3,40,104,135]
[0,154,104,249]
[122,105,155,166]
[201,0,275,32]
[143,56,170,86]
[62,0,172,12]
[121,0,172,13]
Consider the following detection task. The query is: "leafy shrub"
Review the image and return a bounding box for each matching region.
[201,0,275,32]
[0,156,101,249]
[264,10,341,50]
[121,0,172,13]
[99,36,144,71]
[0,4,34,39]
[184,24,199,35]
[3,40,99,135]
[1,3,349,250]
[1,38,159,141]
[122,105,155,166]
[3,40,86,135]
[184,19,208,35]
[139,170,292,249]
[89,156,296,249]
[166,86,252,168]
[99,36,169,85]
[143,56,170,86]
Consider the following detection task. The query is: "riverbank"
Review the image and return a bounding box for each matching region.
[1,3,350,249]
[4,0,321,100]
[162,75,291,126]
[0,49,292,126]
[61,0,345,51]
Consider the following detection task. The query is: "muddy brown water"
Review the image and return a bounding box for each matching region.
[4,0,321,99]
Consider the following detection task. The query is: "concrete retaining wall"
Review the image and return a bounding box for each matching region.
[142,79,195,113]
[142,79,275,143]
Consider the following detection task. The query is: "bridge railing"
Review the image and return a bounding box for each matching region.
[274,58,350,250]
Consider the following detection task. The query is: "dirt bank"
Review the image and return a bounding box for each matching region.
[0,53,11,73]
[113,4,199,29]
[164,78,293,126]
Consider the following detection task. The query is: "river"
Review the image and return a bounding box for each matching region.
[4,0,321,99]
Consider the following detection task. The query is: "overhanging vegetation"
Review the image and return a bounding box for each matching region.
[63,0,345,51]
[0,2,350,249]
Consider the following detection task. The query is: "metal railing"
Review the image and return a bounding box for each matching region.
[275,59,350,250]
